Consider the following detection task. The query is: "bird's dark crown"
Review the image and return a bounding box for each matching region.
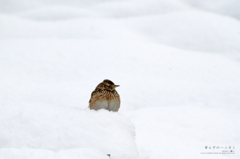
[103,79,115,86]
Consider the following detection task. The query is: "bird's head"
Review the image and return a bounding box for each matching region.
[101,79,119,91]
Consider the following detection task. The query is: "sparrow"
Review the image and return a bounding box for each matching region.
[89,79,120,112]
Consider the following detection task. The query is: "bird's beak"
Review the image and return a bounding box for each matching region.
[115,85,120,87]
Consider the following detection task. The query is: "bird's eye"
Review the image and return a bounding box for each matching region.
[104,85,111,89]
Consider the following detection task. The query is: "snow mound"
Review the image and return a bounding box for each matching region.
[18,7,98,21]
[126,10,240,55]
[0,148,108,159]
[0,14,131,38]
[126,105,240,159]
[0,0,121,14]
[180,0,240,19]
[90,0,191,18]
[0,103,138,159]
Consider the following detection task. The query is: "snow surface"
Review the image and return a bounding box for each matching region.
[1,0,240,159]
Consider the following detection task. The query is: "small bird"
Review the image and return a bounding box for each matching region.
[89,79,120,112]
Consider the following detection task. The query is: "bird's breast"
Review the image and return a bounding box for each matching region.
[93,99,120,111]
[108,100,120,111]
[94,100,108,110]
[90,90,120,111]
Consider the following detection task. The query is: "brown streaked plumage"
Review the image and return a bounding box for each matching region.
[89,79,120,112]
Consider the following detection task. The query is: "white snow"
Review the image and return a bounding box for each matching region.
[0,0,240,159]
[180,0,240,19]
[0,103,138,159]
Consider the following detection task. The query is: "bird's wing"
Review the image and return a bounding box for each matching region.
[89,89,100,103]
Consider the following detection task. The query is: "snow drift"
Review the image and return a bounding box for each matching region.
[0,0,240,159]
[0,103,138,159]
